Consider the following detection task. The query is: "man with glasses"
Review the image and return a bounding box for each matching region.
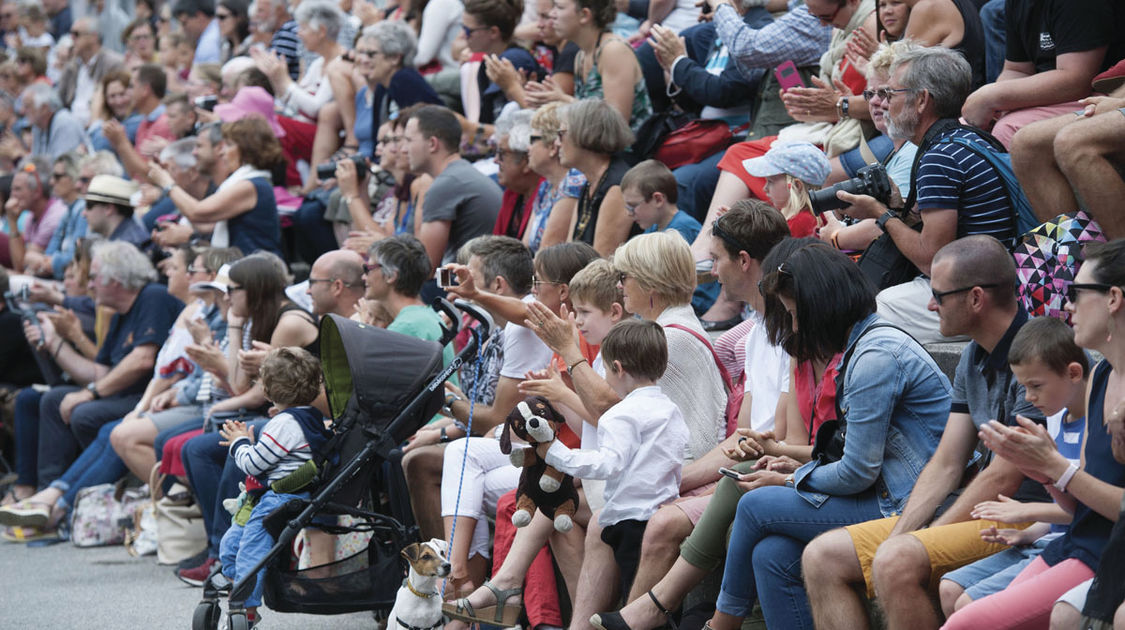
[804,235,1046,630]
[23,153,86,279]
[57,17,124,127]
[305,249,365,320]
[832,44,1020,344]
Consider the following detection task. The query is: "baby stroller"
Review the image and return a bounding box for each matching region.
[192,299,494,630]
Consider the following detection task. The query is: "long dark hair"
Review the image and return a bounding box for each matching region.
[760,238,877,362]
[228,254,289,344]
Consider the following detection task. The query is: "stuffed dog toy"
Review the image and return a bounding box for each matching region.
[388,538,451,630]
[500,396,579,532]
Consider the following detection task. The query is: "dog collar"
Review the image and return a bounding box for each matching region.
[403,578,439,600]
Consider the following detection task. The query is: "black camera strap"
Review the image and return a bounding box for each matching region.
[902,117,962,213]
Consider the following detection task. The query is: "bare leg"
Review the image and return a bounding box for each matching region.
[325,63,358,148]
[803,528,871,630]
[871,534,939,630]
[1010,114,1079,222]
[703,611,742,630]
[550,488,593,602]
[1048,601,1081,630]
[1056,110,1125,239]
[443,514,486,596]
[455,509,556,609]
[616,557,708,630]
[402,444,446,541]
[690,171,751,261]
[109,417,159,480]
[627,505,694,601]
[938,579,966,617]
[571,515,617,630]
[302,528,337,578]
[308,101,345,189]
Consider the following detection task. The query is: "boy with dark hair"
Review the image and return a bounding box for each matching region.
[217,346,332,627]
[542,318,689,599]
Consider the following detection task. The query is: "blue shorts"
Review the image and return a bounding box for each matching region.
[941,536,1053,601]
[839,134,895,177]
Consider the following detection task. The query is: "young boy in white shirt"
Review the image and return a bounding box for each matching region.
[541,318,689,598]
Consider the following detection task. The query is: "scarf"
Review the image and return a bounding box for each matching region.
[210,164,272,248]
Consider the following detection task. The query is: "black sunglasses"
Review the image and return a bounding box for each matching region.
[1066,282,1116,304]
[931,283,1000,305]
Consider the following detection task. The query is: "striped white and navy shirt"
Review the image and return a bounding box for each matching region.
[228,407,325,484]
[915,128,1017,247]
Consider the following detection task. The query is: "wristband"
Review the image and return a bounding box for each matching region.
[567,357,587,375]
[876,210,896,233]
[1053,461,1080,493]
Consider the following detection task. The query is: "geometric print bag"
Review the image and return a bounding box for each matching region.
[1013,210,1106,322]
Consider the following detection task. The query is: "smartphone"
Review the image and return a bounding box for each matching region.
[718,467,742,480]
[436,267,457,288]
[774,61,805,92]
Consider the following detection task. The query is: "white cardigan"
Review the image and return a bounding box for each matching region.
[656,304,727,460]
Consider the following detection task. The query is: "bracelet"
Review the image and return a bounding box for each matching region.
[566,357,587,375]
[830,231,841,250]
[52,338,64,357]
[1053,462,1080,493]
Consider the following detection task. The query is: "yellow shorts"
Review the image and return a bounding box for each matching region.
[844,517,1032,598]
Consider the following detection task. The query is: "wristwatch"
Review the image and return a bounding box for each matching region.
[86,382,101,399]
[836,97,850,120]
[875,210,896,233]
[440,426,451,443]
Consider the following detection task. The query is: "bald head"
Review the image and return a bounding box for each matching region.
[932,235,1017,308]
[307,249,366,317]
[323,250,365,287]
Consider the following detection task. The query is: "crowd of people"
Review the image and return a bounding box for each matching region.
[0,0,1124,627]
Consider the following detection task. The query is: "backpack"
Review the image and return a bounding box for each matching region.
[933,128,1039,237]
[1012,210,1107,321]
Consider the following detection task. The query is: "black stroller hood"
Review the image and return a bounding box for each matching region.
[319,314,446,442]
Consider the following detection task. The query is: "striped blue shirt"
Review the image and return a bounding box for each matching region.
[915,128,1017,246]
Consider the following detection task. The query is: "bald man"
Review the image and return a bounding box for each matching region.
[306,250,366,319]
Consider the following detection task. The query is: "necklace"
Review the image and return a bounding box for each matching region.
[573,163,611,240]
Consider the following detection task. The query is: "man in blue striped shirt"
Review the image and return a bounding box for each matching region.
[833,44,1018,344]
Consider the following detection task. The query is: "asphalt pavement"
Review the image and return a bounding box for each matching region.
[0,540,379,629]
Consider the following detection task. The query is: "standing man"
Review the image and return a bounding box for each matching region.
[803,235,1046,630]
[57,17,124,126]
[404,106,501,273]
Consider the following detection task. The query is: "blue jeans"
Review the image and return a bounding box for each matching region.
[981,0,1006,84]
[13,387,43,487]
[36,385,140,486]
[48,419,128,508]
[219,490,308,608]
[182,418,268,557]
[674,150,724,223]
[717,485,884,630]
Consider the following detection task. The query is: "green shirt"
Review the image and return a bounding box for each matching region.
[389,304,457,386]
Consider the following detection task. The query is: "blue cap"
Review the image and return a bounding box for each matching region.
[742,141,831,187]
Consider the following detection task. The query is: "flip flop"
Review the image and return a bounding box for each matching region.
[1,525,59,543]
[0,500,52,528]
[442,579,523,626]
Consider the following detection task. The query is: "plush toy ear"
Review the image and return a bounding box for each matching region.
[500,420,512,454]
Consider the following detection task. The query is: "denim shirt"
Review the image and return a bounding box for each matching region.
[793,313,951,516]
[44,198,87,279]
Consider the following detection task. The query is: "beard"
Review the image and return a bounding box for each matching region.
[887,103,920,141]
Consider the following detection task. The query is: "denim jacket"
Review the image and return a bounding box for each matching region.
[793,314,951,516]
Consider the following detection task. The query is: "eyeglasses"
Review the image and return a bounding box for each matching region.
[533,277,560,288]
[617,271,629,284]
[307,277,337,285]
[461,24,489,37]
[1066,282,1117,304]
[557,129,567,141]
[862,87,917,102]
[187,265,207,274]
[50,171,68,180]
[495,149,525,162]
[624,201,640,216]
[216,12,234,19]
[355,48,383,58]
[529,135,543,143]
[228,284,245,292]
[363,262,383,273]
[78,176,92,185]
[810,2,843,24]
[931,283,1000,305]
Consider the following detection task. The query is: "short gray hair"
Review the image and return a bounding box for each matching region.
[54,152,81,179]
[24,82,62,113]
[362,21,418,69]
[160,137,199,170]
[294,0,345,41]
[890,45,971,120]
[494,108,534,152]
[92,241,157,290]
[80,150,125,177]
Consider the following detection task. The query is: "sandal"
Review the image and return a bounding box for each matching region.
[0,500,52,528]
[1,525,58,543]
[590,591,679,630]
[442,579,523,626]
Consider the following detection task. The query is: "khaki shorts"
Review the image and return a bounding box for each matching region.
[845,516,1032,598]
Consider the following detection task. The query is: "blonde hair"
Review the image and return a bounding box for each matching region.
[530,101,566,142]
[612,231,694,306]
[568,259,625,314]
[866,39,919,81]
[779,174,818,221]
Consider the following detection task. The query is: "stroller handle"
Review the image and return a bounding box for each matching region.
[431,297,495,346]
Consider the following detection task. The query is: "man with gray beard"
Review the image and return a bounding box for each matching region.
[829,45,1019,344]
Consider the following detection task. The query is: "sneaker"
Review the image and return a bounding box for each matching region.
[177,556,219,587]
[178,548,211,570]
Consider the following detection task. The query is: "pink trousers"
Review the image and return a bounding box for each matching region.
[941,555,1094,630]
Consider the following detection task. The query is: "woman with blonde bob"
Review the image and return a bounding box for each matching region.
[561,98,635,256]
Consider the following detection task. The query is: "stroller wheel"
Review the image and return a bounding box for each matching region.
[192,601,221,630]
[228,612,249,630]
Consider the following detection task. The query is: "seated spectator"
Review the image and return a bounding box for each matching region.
[141,137,206,232]
[58,17,125,127]
[560,98,636,256]
[212,86,303,189]
[20,153,83,278]
[802,236,1044,630]
[410,0,464,93]
[460,0,544,126]
[16,46,51,87]
[741,141,830,238]
[832,45,1020,344]
[492,110,544,241]
[87,70,142,154]
[1,160,67,273]
[82,176,149,247]
[524,0,652,133]
[485,0,578,109]
[1011,86,1125,239]
[248,0,300,82]
[522,102,584,253]
[103,63,176,179]
[121,17,158,70]
[172,0,222,65]
[0,267,40,389]
[960,0,1124,147]
[216,0,251,61]
[618,159,718,315]
[405,105,501,275]
[148,116,285,257]
[24,82,89,160]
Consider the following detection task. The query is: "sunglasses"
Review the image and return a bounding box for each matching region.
[1065,282,1117,304]
[617,271,629,284]
[862,87,917,102]
[364,262,383,273]
[930,283,999,305]
[461,24,489,37]
[532,277,560,288]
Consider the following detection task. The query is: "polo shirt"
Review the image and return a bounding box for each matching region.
[135,104,174,156]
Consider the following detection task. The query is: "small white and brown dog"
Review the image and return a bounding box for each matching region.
[388,538,451,630]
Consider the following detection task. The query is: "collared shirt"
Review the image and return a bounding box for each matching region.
[135,104,174,155]
[713,0,831,83]
[45,198,87,279]
[71,56,98,126]
[31,109,89,160]
[108,216,149,247]
[23,198,67,250]
[546,385,689,527]
[194,19,222,64]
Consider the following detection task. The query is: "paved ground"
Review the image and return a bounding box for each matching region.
[0,540,379,628]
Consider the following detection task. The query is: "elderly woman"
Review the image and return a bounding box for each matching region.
[524,102,585,253]
[560,98,635,256]
[354,21,443,153]
[147,117,285,257]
